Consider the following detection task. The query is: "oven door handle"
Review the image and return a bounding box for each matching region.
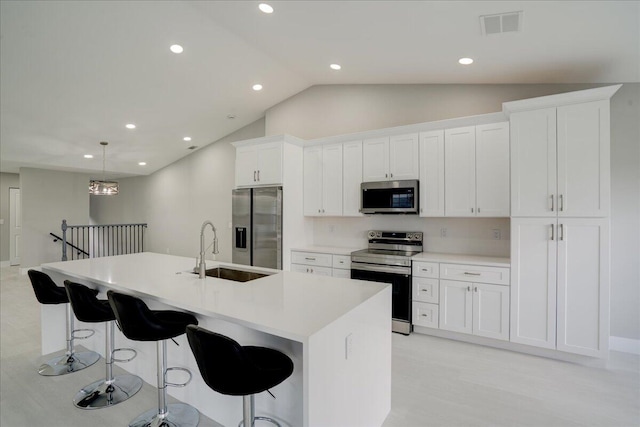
[351,263,411,275]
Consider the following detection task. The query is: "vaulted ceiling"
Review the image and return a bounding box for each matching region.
[1,1,638,177]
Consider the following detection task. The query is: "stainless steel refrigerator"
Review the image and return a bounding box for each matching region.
[232,187,283,269]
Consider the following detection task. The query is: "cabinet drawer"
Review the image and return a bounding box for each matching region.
[332,268,351,279]
[413,302,439,328]
[291,251,332,268]
[412,261,439,278]
[332,255,351,270]
[291,264,332,276]
[412,277,439,303]
[440,263,510,286]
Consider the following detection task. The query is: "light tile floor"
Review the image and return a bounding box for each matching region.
[1,266,639,427]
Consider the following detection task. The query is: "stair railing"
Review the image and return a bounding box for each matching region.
[60,219,148,261]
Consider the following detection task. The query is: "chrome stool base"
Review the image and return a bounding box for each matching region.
[239,416,282,427]
[129,403,199,427]
[73,374,143,409]
[38,350,100,376]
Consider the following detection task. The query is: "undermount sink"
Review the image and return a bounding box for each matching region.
[199,267,271,282]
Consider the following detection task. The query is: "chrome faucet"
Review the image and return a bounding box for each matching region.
[199,220,219,279]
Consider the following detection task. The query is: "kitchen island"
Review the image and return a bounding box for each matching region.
[41,252,391,427]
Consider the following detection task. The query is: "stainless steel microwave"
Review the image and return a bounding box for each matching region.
[360,180,419,214]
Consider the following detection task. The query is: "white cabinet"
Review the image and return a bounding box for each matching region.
[445,123,509,217]
[303,144,343,216]
[342,141,364,217]
[362,133,419,182]
[510,217,609,357]
[510,101,610,218]
[419,130,445,217]
[235,141,283,187]
[291,250,352,278]
[438,262,510,341]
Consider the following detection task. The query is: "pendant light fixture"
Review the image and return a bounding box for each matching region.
[89,141,119,195]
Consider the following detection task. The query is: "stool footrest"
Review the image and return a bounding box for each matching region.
[239,416,282,427]
[72,328,95,340]
[164,367,192,388]
[112,347,137,363]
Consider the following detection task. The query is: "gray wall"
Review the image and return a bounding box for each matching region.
[0,172,20,263]
[20,168,91,268]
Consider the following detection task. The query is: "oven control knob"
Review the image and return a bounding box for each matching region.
[368,231,376,239]
[376,231,382,238]
[414,233,422,240]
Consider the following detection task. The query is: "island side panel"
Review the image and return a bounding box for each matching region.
[307,286,392,427]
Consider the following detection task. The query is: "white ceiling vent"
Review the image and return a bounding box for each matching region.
[480,11,523,35]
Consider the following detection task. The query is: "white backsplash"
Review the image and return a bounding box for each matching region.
[312,216,510,257]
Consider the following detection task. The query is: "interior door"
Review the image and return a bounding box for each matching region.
[9,188,21,265]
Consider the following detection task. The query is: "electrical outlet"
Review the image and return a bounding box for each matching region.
[492,229,501,240]
[440,228,447,238]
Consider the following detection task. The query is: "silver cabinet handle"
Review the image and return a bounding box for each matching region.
[467,286,471,291]
[560,223,564,241]
[421,268,430,272]
[310,268,314,273]
[257,170,260,181]
[550,195,554,212]
[253,171,257,182]
[385,173,388,178]
[390,173,393,178]
[471,207,474,213]
[464,272,481,276]
[305,257,316,261]
[560,194,564,212]
[474,287,478,292]
[551,224,555,241]
[478,208,480,213]
[318,209,321,213]
[421,314,428,317]
[421,288,429,292]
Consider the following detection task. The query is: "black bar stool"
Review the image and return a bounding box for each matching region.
[186,325,294,427]
[107,290,200,427]
[27,270,99,376]
[64,281,143,409]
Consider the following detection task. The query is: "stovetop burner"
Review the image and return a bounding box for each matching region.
[351,230,423,267]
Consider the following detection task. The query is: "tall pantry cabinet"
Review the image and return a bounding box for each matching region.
[505,85,619,358]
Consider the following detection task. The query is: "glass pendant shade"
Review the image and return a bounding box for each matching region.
[89,180,119,195]
[89,141,118,195]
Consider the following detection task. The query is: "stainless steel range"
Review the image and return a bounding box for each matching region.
[351,230,423,335]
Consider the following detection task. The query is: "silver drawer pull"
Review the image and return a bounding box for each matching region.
[421,268,430,271]
[305,257,316,261]
[421,314,428,317]
[464,272,481,276]
[421,288,429,292]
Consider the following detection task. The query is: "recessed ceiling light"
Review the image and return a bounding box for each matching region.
[84,154,93,159]
[330,64,341,70]
[170,44,184,54]
[458,57,474,65]
[138,162,147,166]
[258,3,274,14]
[183,137,192,142]
[126,123,136,129]
[252,84,263,91]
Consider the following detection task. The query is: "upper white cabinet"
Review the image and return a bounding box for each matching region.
[342,140,364,217]
[510,100,611,218]
[362,133,419,182]
[419,130,445,217]
[304,144,343,216]
[445,123,509,217]
[236,141,283,187]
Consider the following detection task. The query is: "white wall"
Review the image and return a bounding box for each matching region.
[20,168,91,268]
[90,118,266,263]
[265,83,640,341]
[0,172,20,263]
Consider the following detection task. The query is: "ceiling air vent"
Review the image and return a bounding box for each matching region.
[480,11,522,35]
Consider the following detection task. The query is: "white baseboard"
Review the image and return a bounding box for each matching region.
[610,336,640,355]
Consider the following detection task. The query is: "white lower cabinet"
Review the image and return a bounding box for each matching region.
[412,302,439,329]
[291,251,352,278]
[439,280,509,341]
[510,217,610,357]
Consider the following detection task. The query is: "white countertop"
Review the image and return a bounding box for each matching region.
[41,252,388,343]
[412,252,510,267]
[291,246,360,256]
